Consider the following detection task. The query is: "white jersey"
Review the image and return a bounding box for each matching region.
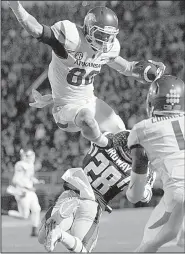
[12,160,35,189]
[48,20,120,104]
[128,115,185,188]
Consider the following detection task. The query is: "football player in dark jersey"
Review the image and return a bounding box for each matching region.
[38,131,155,252]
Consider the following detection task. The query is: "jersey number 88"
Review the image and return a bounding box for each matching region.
[67,68,99,86]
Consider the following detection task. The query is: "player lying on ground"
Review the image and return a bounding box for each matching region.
[8,2,165,149]
[3,149,44,236]
[126,75,185,252]
[37,131,156,252]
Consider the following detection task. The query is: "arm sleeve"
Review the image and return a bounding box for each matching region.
[37,24,68,59]
[107,56,137,76]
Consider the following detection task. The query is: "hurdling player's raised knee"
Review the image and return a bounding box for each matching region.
[75,108,111,148]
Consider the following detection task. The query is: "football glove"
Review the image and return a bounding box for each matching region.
[29,89,53,108]
[141,169,156,203]
[140,183,153,203]
[146,167,156,188]
[148,60,166,80]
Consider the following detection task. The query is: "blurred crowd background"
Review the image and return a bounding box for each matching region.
[1,1,185,209]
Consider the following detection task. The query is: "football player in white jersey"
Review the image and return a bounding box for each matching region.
[126,75,185,252]
[37,131,156,252]
[7,1,165,149]
[4,149,44,236]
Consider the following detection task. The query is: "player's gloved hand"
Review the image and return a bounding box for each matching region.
[29,89,53,108]
[141,169,156,203]
[7,1,19,9]
[146,168,156,188]
[140,183,153,203]
[148,60,166,80]
[39,180,45,184]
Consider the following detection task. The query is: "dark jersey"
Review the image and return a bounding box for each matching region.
[82,143,131,206]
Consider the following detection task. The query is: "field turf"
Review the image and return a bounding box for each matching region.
[2,208,183,253]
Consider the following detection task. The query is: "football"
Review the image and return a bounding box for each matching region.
[133,60,158,83]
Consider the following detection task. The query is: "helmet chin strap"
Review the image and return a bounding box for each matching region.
[85,31,113,53]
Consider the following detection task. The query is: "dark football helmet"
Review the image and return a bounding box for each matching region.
[108,130,132,164]
[146,75,185,117]
[83,6,119,53]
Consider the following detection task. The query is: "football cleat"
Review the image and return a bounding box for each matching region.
[44,222,62,252]
[30,226,38,237]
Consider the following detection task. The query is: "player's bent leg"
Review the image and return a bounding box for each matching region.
[8,210,26,219]
[68,199,102,252]
[30,192,41,236]
[95,98,126,133]
[38,206,54,244]
[75,108,109,147]
[8,196,30,220]
[135,188,184,252]
[46,197,101,253]
[52,105,80,132]
[43,191,79,252]
[38,206,74,249]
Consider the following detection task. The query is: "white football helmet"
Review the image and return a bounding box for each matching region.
[20,148,35,163]
[84,6,119,53]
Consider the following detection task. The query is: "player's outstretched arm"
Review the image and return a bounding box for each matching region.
[107,56,138,76]
[32,176,45,185]
[7,1,43,38]
[108,56,149,84]
[107,56,166,84]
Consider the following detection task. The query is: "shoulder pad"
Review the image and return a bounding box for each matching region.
[51,20,81,52]
[128,120,146,149]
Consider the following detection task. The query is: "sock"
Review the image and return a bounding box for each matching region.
[60,231,87,252]
[93,134,113,148]
[31,226,38,236]
[31,211,40,228]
